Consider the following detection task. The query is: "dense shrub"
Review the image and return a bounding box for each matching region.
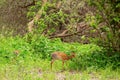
[0,36,32,64]
[27,34,120,70]
[86,0,120,53]
[0,34,120,70]
[71,50,120,70]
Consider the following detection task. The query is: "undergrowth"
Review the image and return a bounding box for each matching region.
[0,34,120,70]
[0,34,120,79]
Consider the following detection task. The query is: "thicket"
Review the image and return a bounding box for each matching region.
[0,34,120,70]
[27,0,120,53]
[87,0,120,53]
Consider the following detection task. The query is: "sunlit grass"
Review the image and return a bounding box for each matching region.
[0,58,120,80]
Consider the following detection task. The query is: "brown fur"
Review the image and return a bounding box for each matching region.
[14,50,19,55]
[51,51,75,69]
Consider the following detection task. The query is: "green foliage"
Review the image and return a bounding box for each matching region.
[27,0,83,36]
[0,36,32,64]
[23,34,120,70]
[0,33,120,80]
[27,1,42,19]
[87,0,120,53]
[0,34,120,70]
[73,50,120,70]
[27,0,120,54]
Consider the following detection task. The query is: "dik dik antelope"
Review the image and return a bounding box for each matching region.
[51,51,75,69]
[13,50,19,56]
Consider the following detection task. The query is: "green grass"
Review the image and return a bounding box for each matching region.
[0,59,120,80]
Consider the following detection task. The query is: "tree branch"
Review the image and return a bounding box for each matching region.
[49,27,87,38]
[19,0,36,8]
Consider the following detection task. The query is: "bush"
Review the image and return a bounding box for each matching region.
[71,47,120,70]
[0,36,32,64]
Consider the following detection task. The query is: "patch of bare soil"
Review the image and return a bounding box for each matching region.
[32,68,100,80]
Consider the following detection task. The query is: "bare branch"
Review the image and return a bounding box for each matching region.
[49,27,87,38]
[18,0,36,9]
